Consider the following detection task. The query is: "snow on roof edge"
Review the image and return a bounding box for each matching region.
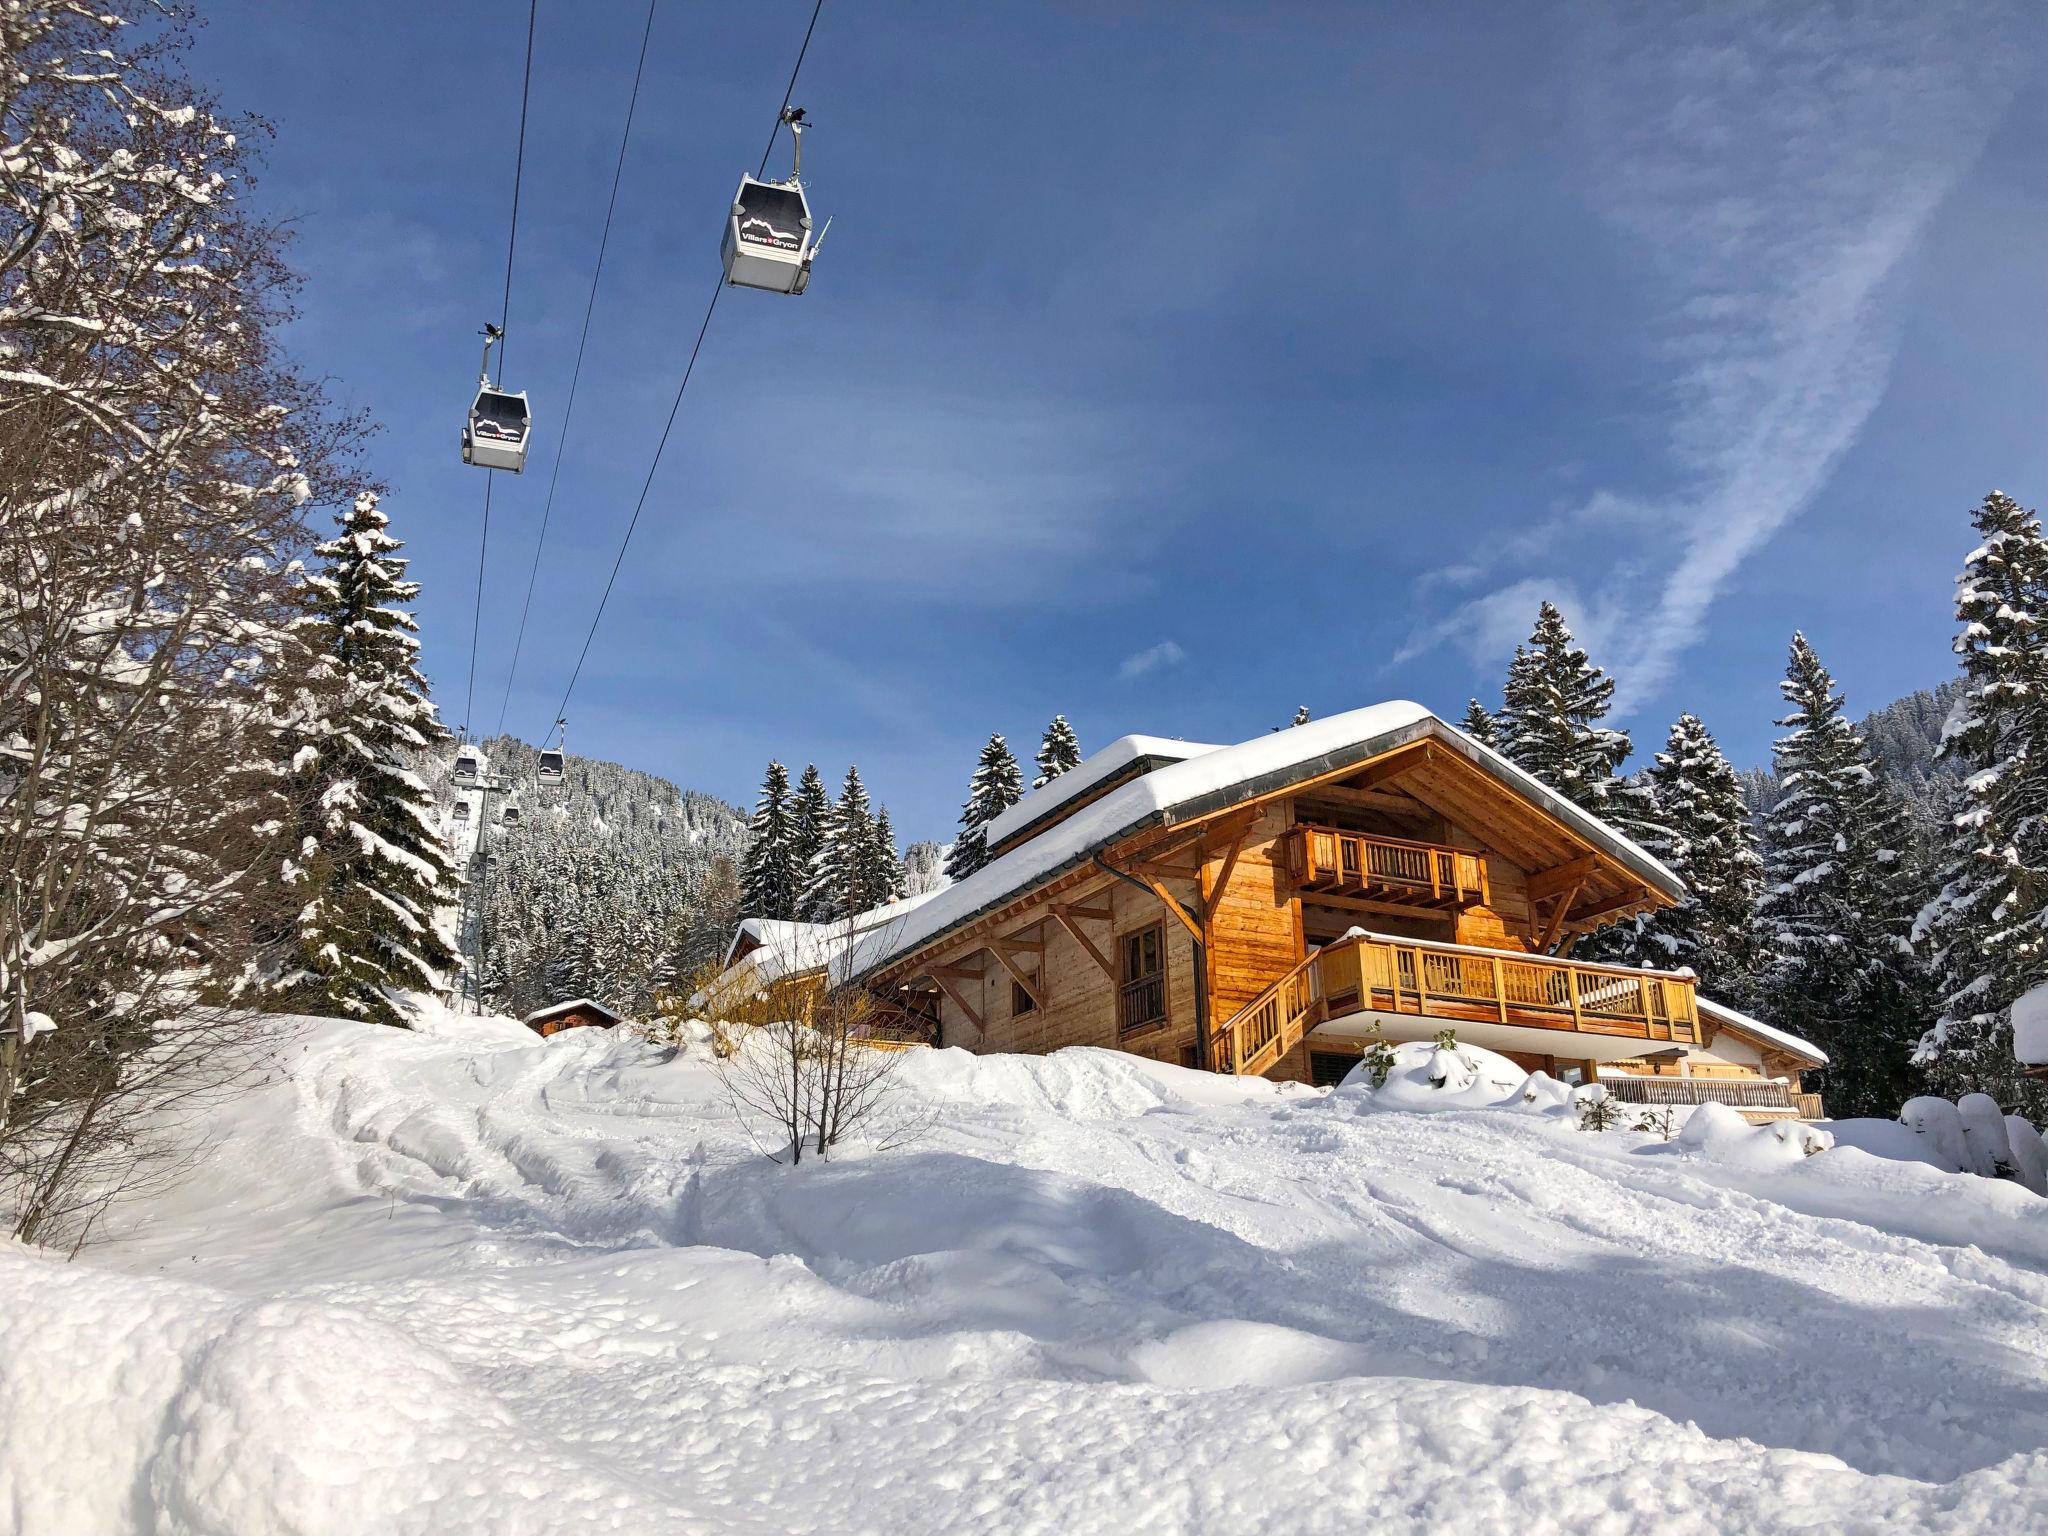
[842,703,1683,987]
[522,997,623,1023]
[1695,996,1827,1066]
[984,735,1224,851]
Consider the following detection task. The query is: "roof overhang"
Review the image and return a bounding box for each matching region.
[846,708,1684,989]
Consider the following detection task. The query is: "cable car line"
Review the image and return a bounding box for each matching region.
[539,0,827,742]
[459,0,538,743]
[492,0,660,740]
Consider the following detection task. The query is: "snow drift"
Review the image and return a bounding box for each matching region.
[3,1015,2046,1534]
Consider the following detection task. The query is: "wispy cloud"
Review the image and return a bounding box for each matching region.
[1118,639,1185,681]
[1398,1,2025,710]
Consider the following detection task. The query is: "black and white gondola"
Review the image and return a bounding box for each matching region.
[721,107,828,295]
[462,323,532,472]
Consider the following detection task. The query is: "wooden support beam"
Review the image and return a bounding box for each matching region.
[991,935,1045,956]
[1538,878,1584,953]
[1344,746,1430,793]
[986,941,1043,1012]
[1296,784,1435,817]
[931,960,986,982]
[1062,900,1113,923]
[1129,858,1203,880]
[929,970,984,1035]
[1562,888,1655,929]
[1528,855,1601,904]
[1201,812,1259,926]
[1051,904,1117,979]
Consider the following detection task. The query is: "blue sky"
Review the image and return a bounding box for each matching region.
[189,1,2046,841]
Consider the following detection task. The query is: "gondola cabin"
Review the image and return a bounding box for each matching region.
[453,751,481,785]
[501,803,521,828]
[463,386,531,472]
[451,800,471,823]
[722,175,815,295]
[536,749,566,786]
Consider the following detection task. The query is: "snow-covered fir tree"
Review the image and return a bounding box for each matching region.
[1459,698,1503,751]
[1616,714,1764,1001]
[1500,602,1658,838]
[804,767,885,922]
[1034,716,1083,788]
[944,734,1026,881]
[279,494,459,1027]
[868,808,909,907]
[1915,491,2048,1113]
[1758,634,1929,1118]
[739,761,802,921]
[791,764,834,900]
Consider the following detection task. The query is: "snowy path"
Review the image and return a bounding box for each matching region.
[4,1016,2046,1534]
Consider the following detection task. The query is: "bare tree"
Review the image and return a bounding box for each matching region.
[0,1,369,1243]
[710,915,932,1164]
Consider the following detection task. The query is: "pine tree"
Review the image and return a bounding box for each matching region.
[1915,492,2048,1113]
[1034,715,1083,789]
[944,734,1026,881]
[866,806,909,907]
[1759,634,1929,1117]
[1619,714,1765,1000]
[739,761,802,921]
[1459,698,1503,751]
[805,766,879,921]
[281,494,460,1026]
[1500,602,1657,837]
[790,764,833,897]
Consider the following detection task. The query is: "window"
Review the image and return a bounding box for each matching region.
[1309,1051,1355,1087]
[1012,975,1038,1017]
[1118,921,1167,1032]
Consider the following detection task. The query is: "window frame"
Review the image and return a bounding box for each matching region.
[1116,918,1169,1035]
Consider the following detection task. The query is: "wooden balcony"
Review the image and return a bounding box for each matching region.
[1287,825,1489,910]
[1209,931,1701,1078]
[1320,934,1699,1044]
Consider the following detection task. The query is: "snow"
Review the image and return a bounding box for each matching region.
[2013,979,2048,1065]
[982,733,1223,851]
[1694,995,1828,1065]
[843,702,1685,985]
[7,1015,2048,1531]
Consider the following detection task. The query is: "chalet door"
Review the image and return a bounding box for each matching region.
[1119,923,1166,1033]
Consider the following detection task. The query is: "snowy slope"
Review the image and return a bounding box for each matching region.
[4,1015,2046,1534]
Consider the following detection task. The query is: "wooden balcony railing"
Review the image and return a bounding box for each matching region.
[1288,826,1489,909]
[1118,973,1166,1034]
[1319,934,1699,1044]
[1206,931,1704,1079]
[1602,1077,1795,1112]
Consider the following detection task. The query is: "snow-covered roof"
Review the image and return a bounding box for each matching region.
[842,702,1685,984]
[723,891,943,982]
[1695,997,1827,1066]
[984,735,1223,852]
[523,997,624,1024]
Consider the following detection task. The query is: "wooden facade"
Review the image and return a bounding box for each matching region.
[853,721,1827,1116]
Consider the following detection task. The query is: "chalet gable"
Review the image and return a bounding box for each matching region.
[843,702,1683,988]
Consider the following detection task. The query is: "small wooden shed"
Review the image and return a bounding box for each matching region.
[523,998,626,1038]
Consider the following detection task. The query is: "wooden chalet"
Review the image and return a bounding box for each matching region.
[523,998,626,1037]
[839,703,1827,1119]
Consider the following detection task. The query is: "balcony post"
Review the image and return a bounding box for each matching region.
[1491,954,1508,1022]
[1568,966,1582,1028]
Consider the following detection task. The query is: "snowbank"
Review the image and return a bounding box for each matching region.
[1668,1101,1834,1168]
[5,1017,2047,1533]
